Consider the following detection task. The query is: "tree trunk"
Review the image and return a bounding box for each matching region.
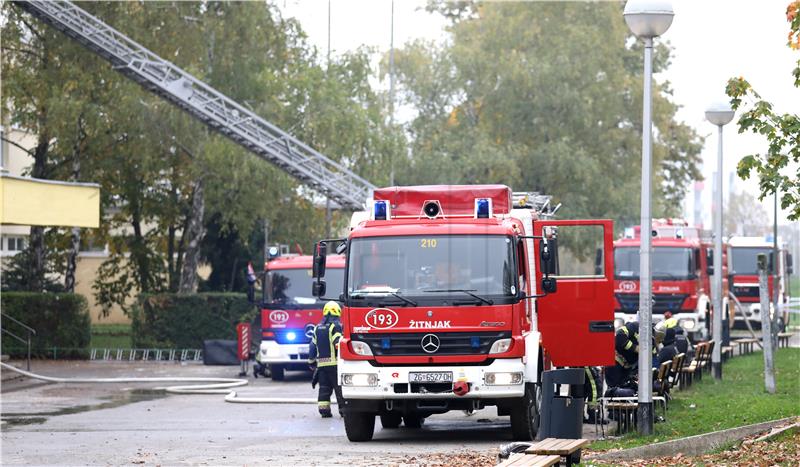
[64,118,85,292]
[28,129,50,292]
[178,177,205,293]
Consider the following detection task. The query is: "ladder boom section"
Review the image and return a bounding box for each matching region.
[15,0,375,209]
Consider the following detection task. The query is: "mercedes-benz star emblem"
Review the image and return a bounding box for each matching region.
[421,334,440,354]
[304,323,316,339]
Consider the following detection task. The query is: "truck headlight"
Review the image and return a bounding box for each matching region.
[341,373,378,387]
[489,338,512,354]
[350,340,373,356]
[679,318,696,331]
[485,372,523,385]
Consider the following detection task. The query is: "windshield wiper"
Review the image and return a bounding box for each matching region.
[351,290,417,307]
[424,289,494,306]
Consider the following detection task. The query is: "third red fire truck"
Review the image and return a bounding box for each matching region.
[311,185,616,441]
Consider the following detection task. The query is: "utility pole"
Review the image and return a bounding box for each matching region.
[758,253,776,394]
[389,0,396,186]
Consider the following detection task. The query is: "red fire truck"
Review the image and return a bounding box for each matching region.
[612,219,729,342]
[311,185,615,441]
[254,254,345,380]
[728,236,793,331]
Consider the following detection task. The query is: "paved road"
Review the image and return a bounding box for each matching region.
[0,361,602,466]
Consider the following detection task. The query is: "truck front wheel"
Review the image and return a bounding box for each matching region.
[344,412,375,441]
[270,365,284,381]
[510,383,540,441]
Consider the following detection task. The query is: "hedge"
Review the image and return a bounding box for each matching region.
[0,292,91,358]
[131,293,255,349]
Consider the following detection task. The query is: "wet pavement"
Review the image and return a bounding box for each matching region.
[0,360,604,465]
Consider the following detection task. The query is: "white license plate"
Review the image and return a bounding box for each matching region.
[297,345,309,354]
[409,372,453,383]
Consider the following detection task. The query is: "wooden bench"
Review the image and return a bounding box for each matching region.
[525,438,589,466]
[734,337,758,355]
[721,345,734,362]
[606,401,637,435]
[778,332,793,348]
[497,453,561,467]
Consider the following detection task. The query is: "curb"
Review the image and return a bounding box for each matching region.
[592,416,799,461]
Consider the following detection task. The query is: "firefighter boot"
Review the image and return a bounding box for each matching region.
[318,402,333,418]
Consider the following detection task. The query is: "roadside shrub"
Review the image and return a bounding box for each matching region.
[0,292,91,358]
[131,293,255,349]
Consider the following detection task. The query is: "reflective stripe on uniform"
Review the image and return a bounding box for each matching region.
[318,401,330,407]
[584,367,598,405]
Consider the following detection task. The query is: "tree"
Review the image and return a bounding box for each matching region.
[725,190,770,236]
[726,1,800,221]
[391,1,703,225]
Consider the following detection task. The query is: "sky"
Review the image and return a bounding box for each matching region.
[277,0,799,228]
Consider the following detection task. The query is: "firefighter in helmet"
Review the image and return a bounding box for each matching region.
[309,301,344,418]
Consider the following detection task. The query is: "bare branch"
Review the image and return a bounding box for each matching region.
[1,135,35,156]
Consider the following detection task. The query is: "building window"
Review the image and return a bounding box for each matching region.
[4,236,26,252]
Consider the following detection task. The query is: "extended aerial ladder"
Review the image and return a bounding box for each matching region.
[13,0,375,210]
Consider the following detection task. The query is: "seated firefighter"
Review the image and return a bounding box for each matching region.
[604,321,640,398]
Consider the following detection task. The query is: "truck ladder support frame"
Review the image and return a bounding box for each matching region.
[14,0,375,210]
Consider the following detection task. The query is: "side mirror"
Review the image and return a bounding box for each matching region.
[312,242,327,279]
[541,277,557,293]
[335,241,348,255]
[706,249,714,275]
[539,238,558,276]
[312,280,327,297]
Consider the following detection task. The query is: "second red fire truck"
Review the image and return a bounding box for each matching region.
[254,254,345,380]
[311,185,616,441]
[613,219,729,342]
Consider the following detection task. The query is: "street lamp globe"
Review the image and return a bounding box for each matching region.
[705,101,735,126]
[624,0,675,39]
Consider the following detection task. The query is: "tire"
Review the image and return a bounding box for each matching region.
[270,365,285,381]
[344,412,375,442]
[510,383,540,441]
[380,412,402,429]
[403,414,425,429]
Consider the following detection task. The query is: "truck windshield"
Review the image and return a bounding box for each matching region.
[270,268,344,305]
[347,235,516,299]
[730,247,773,275]
[614,247,695,280]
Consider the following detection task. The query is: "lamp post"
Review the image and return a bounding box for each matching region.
[623,0,674,436]
[705,101,735,381]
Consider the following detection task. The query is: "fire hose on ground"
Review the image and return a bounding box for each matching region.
[0,361,336,404]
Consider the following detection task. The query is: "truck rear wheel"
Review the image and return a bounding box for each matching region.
[344,412,375,441]
[270,365,284,381]
[403,414,425,428]
[510,383,540,441]
[380,412,402,429]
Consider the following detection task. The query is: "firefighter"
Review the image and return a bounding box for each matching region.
[583,366,606,424]
[308,301,344,418]
[604,321,639,397]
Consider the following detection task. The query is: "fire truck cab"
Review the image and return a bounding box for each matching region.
[254,254,345,380]
[728,236,793,331]
[311,185,615,442]
[613,219,728,342]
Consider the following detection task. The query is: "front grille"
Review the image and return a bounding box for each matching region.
[615,294,688,314]
[353,331,511,356]
[732,286,759,298]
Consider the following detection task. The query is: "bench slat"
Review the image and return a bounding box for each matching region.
[526,437,589,455]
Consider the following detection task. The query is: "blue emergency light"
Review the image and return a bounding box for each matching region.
[381,337,391,350]
[475,198,490,218]
[470,336,481,349]
[374,200,388,220]
[286,331,297,342]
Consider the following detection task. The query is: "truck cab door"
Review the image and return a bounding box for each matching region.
[533,220,615,367]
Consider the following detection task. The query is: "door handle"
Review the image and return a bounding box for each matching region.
[589,320,614,333]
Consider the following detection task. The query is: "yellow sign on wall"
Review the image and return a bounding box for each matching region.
[0,174,100,228]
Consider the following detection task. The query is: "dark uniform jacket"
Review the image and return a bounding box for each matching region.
[309,316,342,367]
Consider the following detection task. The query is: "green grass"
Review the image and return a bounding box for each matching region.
[90,324,132,349]
[589,348,800,451]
